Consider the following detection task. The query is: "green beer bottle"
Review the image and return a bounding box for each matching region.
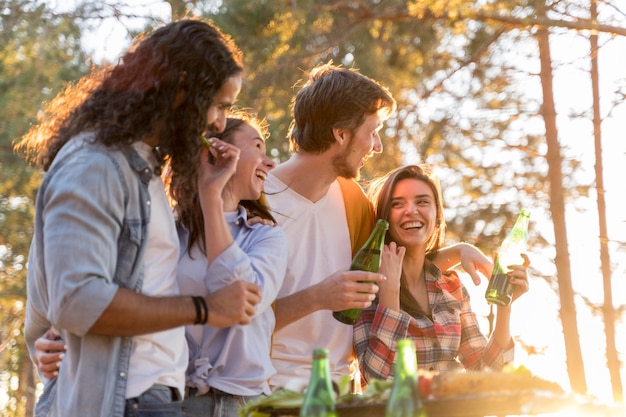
[385,338,427,417]
[332,219,389,325]
[485,208,531,306]
[299,349,337,417]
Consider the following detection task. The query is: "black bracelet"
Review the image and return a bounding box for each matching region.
[191,296,208,325]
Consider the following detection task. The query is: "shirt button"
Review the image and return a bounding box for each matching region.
[120,372,126,379]
[147,200,151,206]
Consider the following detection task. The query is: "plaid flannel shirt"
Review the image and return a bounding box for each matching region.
[353,259,514,385]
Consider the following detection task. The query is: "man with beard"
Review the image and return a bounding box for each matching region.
[17,19,261,417]
[265,63,494,392]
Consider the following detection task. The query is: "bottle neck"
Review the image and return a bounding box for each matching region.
[395,343,417,380]
[311,354,330,381]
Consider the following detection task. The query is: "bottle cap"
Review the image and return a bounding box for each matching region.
[312,348,328,359]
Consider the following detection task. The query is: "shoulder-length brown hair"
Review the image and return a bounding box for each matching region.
[367,164,446,258]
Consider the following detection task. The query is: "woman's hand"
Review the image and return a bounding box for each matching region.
[508,253,531,303]
[377,242,406,310]
[34,327,65,379]
[197,137,241,201]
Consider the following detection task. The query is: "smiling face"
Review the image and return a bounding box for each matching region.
[332,112,384,179]
[388,178,438,252]
[229,123,275,202]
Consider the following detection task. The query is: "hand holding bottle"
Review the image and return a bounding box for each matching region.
[314,269,384,313]
[333,219,389,324]
[504,253,531,305]
[486,209,531,306]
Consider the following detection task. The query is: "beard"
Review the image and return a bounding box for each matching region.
[331,136,361,180]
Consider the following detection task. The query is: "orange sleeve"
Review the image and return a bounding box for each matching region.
[337,177,376,257]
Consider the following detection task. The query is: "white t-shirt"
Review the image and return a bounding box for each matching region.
[126,142,187,399]
[265,173,356,390]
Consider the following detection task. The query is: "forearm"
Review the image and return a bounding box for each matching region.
[202,198,234,264]
[492,305,512,348]
[88,288,197,336]
[274,288,322,331]
[431,243,464,270]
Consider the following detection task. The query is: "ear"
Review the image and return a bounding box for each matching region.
[332,127,347,145]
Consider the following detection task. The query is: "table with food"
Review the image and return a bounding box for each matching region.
[239,366,625,417]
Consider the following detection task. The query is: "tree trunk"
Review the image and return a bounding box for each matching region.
[18,355,35,417]
[535,9,587,394]
[590,0,623,404]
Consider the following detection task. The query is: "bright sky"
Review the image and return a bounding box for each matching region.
[39,0,626,408]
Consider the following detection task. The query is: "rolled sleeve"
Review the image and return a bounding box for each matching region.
[355,303,412,383]
[206,222,287,315]
[43,153,126,335]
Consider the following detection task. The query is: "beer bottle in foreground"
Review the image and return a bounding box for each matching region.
[385,338,427,417]
[299,349,337,417]
[485,208,531,306]
[332,219,389,325]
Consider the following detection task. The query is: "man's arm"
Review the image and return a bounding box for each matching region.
[274,270,386,330]
[89,281,261,336]
[432,243,493,285]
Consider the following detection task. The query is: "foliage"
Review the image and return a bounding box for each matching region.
[1,0,625,413]
[206,0,563,256]
[0,0,89,415]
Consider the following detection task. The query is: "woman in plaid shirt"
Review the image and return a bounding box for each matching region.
[353,165,530,384]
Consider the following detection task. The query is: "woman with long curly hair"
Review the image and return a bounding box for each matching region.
[16,19,262,417]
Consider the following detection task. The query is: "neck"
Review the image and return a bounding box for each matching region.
[222,190,239,212]
[402,247,427,283]
[272,152,340,203]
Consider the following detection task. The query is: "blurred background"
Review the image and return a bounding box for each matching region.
[1,1,625,415]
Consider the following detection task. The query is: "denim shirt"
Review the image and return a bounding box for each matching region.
[24,132,153,417]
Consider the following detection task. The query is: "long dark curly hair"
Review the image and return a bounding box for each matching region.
[15,19,243,205]
[171,112,276,255]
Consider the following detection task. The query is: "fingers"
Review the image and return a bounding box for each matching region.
[508,256,530,301]
[37,351,65,378]
[459,244,493,286]
[466,271,483,287]
[338,271,385,309]
[34,331,66,378]
[206,281,261,328]
[348,270,386,287]
[203,138,240,163]
[34,336,65,353]
[247,215,275,226]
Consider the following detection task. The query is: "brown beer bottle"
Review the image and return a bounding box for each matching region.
[485,208,530,306]
[332,219,389,325]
